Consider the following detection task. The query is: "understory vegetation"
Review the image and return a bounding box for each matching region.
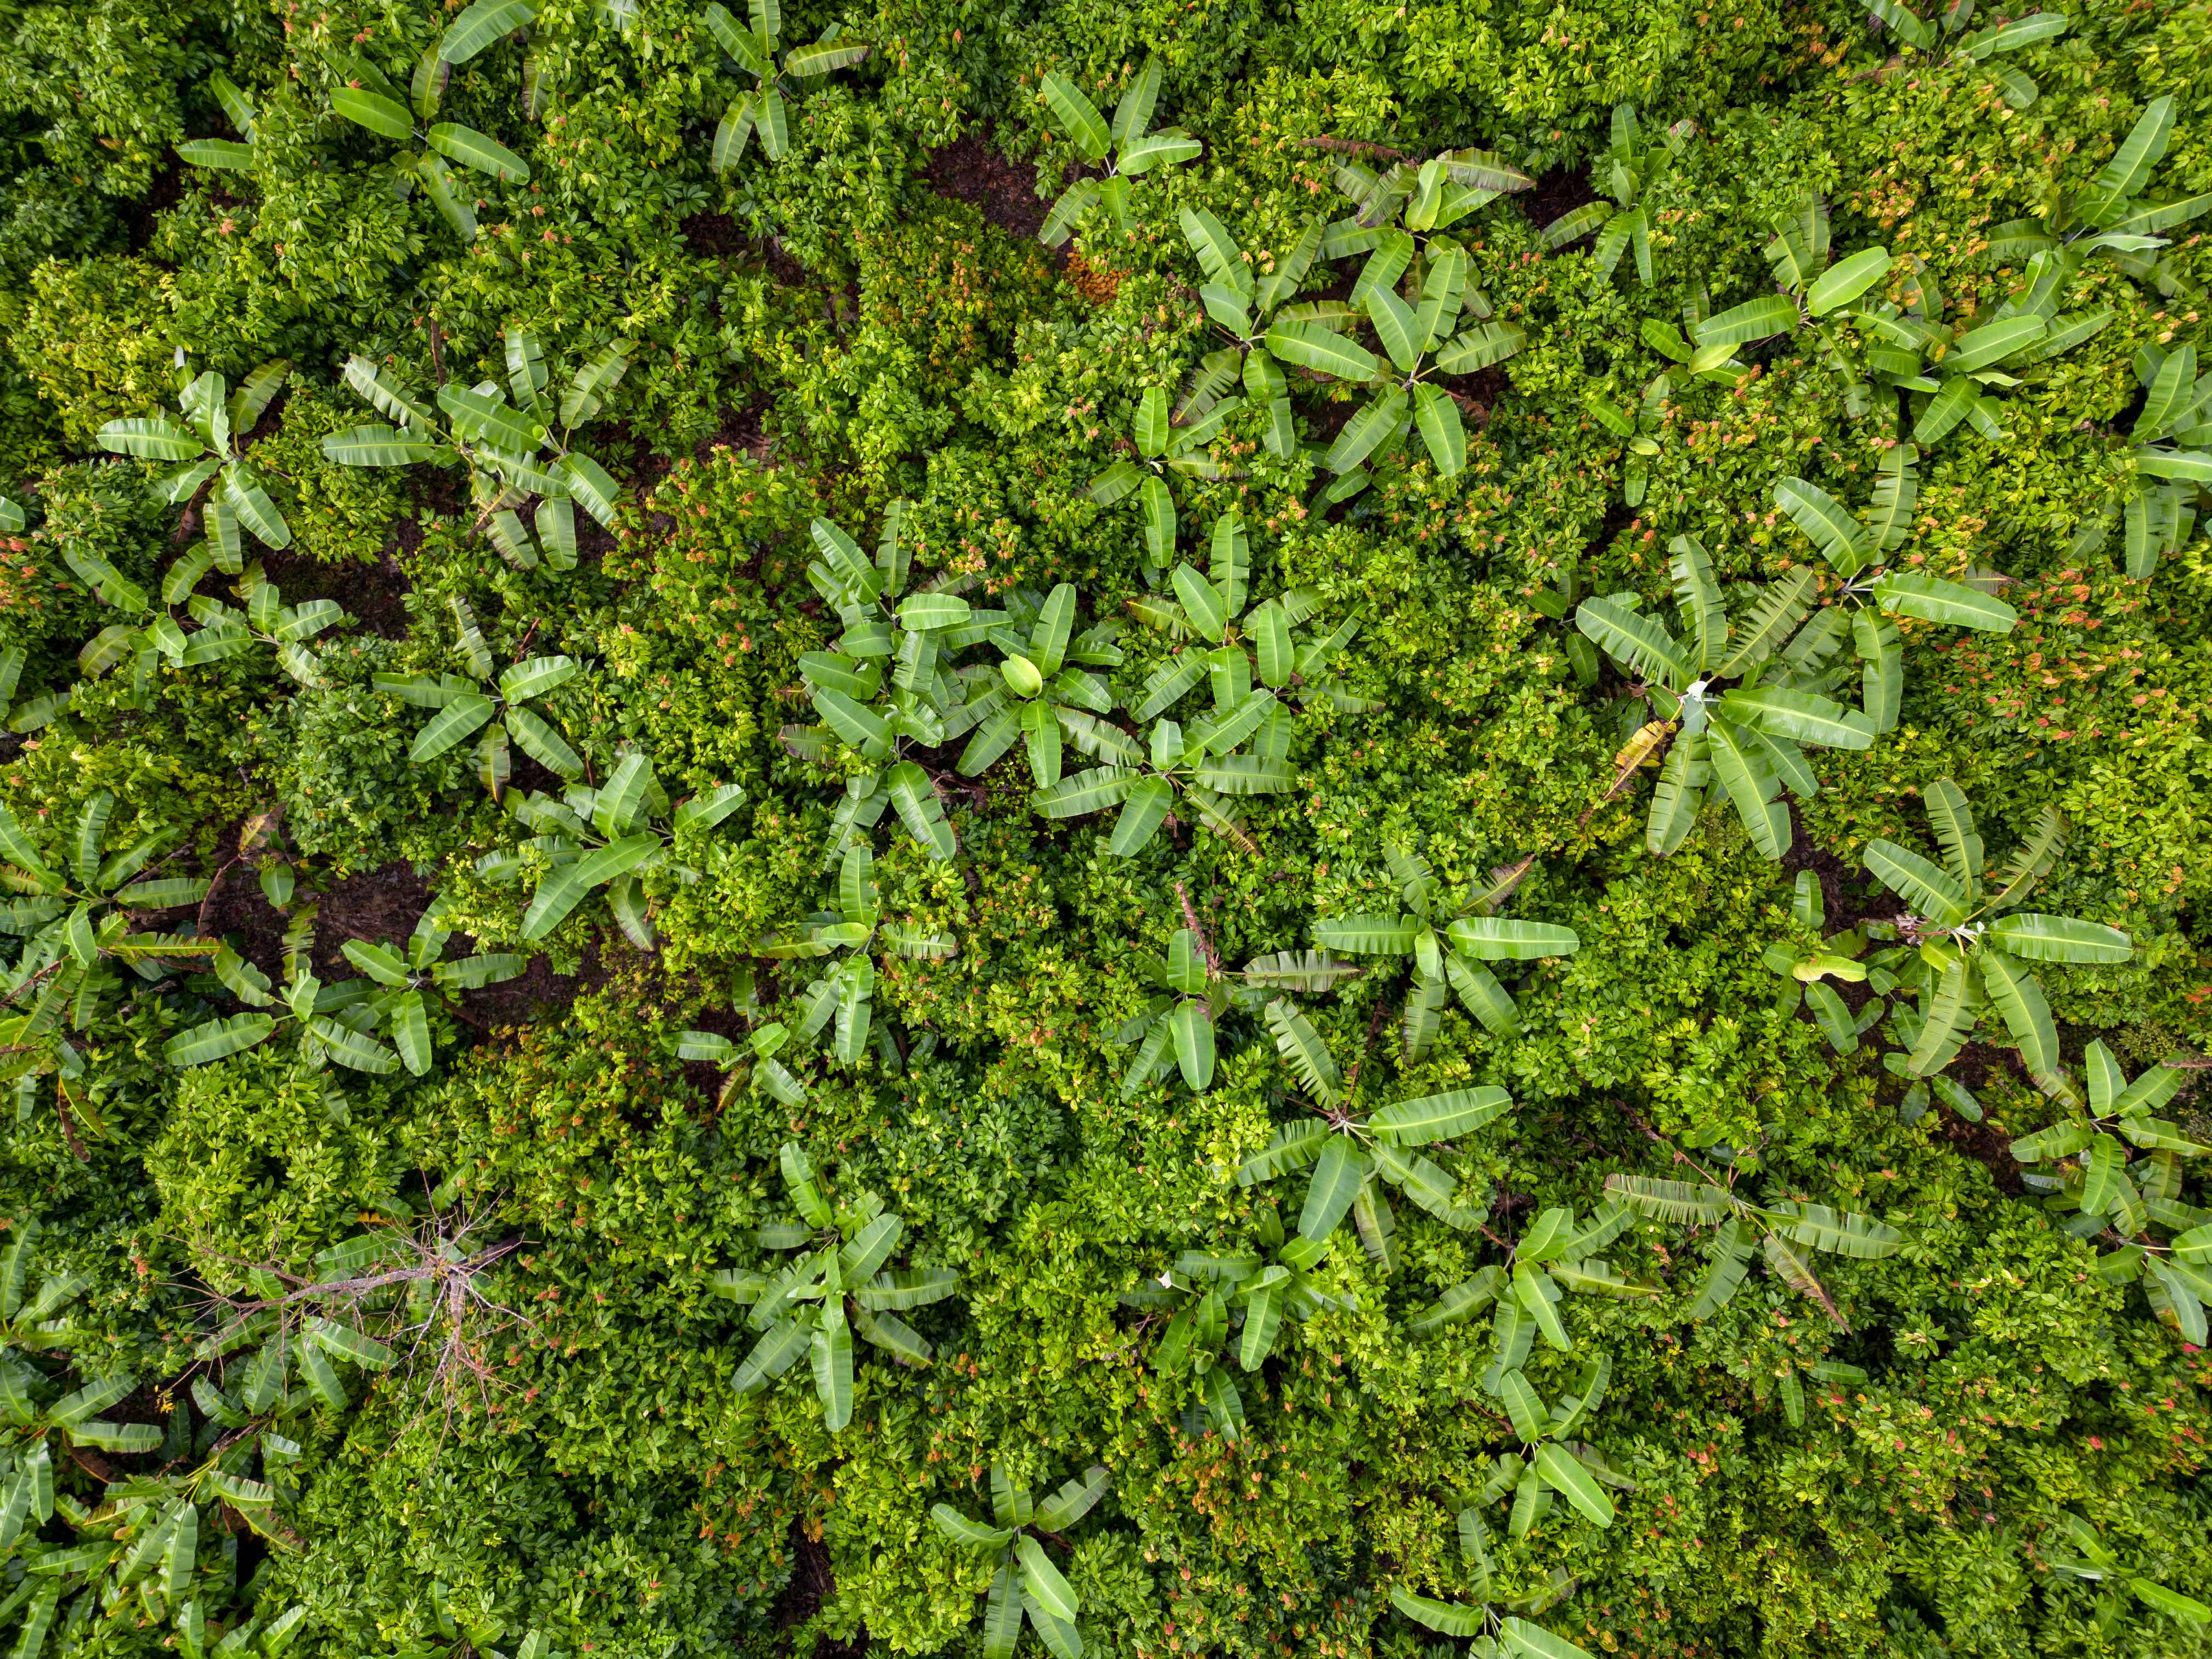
[0,0,2210,1654]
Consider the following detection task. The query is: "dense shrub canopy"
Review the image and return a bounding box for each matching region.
[0,0,2208,1656]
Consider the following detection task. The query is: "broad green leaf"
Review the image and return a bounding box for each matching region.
[1872,573,2016,631]
[1978,950,2059,1077]
[332,87,415,141]
[409,693,498,762]
[163,1012,278,1066]
[1987,913,2131,963]
[929,1505,1014,1551]
[1390,1587,1481,1638]
[1534,1442,1615,1527]
[1693,294,1800,347]
[439,0,535,61]
[1297,1138,1367,1241]
[1446,917,1581,961]
[1806,246,1892,315]
[1038,72,1110,161]
[1500,1618,1599,1659]
[1720,686,1875,749]
[1576,597,1690,684]
[1863,837,1971,927]
[1369,1086,1511,1144]
[1262,320,1381,381]
[520,833,660,940]
[1773,477,1875,575]
[1014,1536,1079,1623]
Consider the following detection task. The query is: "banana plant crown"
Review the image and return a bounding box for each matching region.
[1035,58,1200,247]
[2008,1040,2211,1343]
[0,794,217,1084]
[488,746,745,947]
[929,1462,1111,1659]
[1987,93,2212,294]
[1086,384,1236,572]
[1237,1002,1505,1267]
[1118,1203,1344,1441]
[1538,103,1693,286]
[753,842,955,1065]
[785,510,969,862]
[703,0,870,172]
[375,596,588,799]
[718,1142,958,1432]
[2037,1509,2212,1628]
[1177,210,1333,459]
[1858,780,2130,1081]
[1311,845,1581,1058]
[95,365,292,552]
[945,582,1123,790]
[324,48,531,238]
[325,327,628,543]
[1577,535,1877,861]
[335,900,527,1076]
[2072,341,2212,580]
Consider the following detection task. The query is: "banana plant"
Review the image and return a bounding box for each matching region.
[1264,241,1527,481]
[1030,701,1295,858]
[719,1143,958,1432]
[2009,1040,2211,1342]
[1391,1583,1595,1659]
[930,1463,1110,1659]
[1466,1350,1634,1544]
[1110,928,1226,1096]
[95,364,293,551]
[0,1228,328,1641]
[1988,94,2212,292]
[1312,844,1580,1058]
[1862,0,2070,106]
[1769,444,2017,731]
[703,0,870,173]
[1538,104,1691,286]
[944,583,1123,789]
[1407,1198,1657,1354]
[324,331,628,539]
[1035,58,1200,246]
[66,540,346,705]
[0,794,217,1086]
[496,748,748,947]
[1585,371,1672,507]
[1859,781,2130,1082]
[1323,146,1534,280]
[336,901,527,1075]
[1125,512,1367,718]
[782,512,968,862]
[676,1019,810,1109]
[1604,1165,1906,1330]
[374,597,586,799]
[2073,342,2210,580]
[1576,537,1874,860]
[2037,1512,2211,1628]
[1237,1005,1502,1267]
[1118,1206,1343,1442]
[1177,210,1336,458]
[754,843,955,1066]
[1856,248,2111,448]
[170,935,420,1078]
[174,72,264,173]
[0,647,65,736]
[1760,871,1881,1054]
[1664,196,1892,417]
[327,53,529,238]
[1086,386,1239,573]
